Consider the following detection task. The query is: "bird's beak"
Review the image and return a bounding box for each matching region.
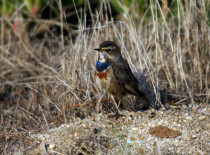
[94,48,101,52]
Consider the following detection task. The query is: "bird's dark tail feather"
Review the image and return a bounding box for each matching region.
[142,96,158,110]
[136,72,158,110]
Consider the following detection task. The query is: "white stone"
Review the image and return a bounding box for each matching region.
[49,144,56,149]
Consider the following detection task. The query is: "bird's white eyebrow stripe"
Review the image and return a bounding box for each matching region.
[101,46,115,50]
[101,47,110,50]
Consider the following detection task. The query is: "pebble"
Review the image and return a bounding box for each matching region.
[40,136,46,141]
[30,104,209,155]
[192,105,200,111]
[130,112,136,117]
[186,116,193,120]
[188,104,193,108]
[139,148,144,154]
[95,116,101,121]
[182,104,187,108]
[76,117,81,121]
[199,115,206,120]
[132,127,138,131]
[128,116,132,121]
[82,124,88,129]
[195,128,200,132]
[202,108,207,113]
[174,139,179,144]
[203,123,210,130]
[192,135,197,139]
[163,112,168,117]
[174,117,178,122]
[49,144,55,149]
[165,121,169,126]
[76,121,82,126]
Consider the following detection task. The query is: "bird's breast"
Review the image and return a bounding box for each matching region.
[96,61,110,72]
[94,66,125,98]
[95,60,111,80]
[95,69,109,80]
[95,68,111,91]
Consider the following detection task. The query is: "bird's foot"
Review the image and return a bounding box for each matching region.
[107,111,125,119]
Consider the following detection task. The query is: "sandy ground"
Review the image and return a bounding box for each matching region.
[17,103,210,155]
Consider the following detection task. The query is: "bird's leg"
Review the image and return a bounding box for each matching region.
[110,95,119,113]
[110,95,124,118]
[95,92,105,114]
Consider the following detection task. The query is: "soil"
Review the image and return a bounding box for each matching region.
[14,103,210,154]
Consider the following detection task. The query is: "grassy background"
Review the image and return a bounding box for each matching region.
[0,0,209,153]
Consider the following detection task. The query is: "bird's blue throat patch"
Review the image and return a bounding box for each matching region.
[96,61,110,72]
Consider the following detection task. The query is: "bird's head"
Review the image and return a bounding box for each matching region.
[94,41,121,62]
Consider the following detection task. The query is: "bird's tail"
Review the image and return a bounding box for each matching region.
[136,72,158,110]
[142,95,158,110]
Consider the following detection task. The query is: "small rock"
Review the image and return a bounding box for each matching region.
[173,122,178,125]
[49,144,55,149]
[76,121,82,126]
[76,117,81,121]
[202,108,207,113]
[187,150,192,154]
[95,116,101,121]
[107,125,112,128]
[74,133,79,138]
[195,151,201,155]
[128,116,132,121]
[199,115,206,120]
[192,105,200,112]
[203,123,210,130]
[174,139,179,144]
[195,128,200,132]
[41,136,46,141]
[132,127,138,131]
[130,137,136,141]
[163,103,170,110]
[127,139,143,144]
[192,135,197,139]
[178,114,184,118]
[82,124,88,129]
[40,141,48,155]
[186,116,193,120]
[149,125,181,138]
[139,148,144,154]
[182,104,187,108]
[130,112,136,117]
[93,128,102,134]
[188,104,193,108]
[187,133,191,140]
[163,112,168,117]
[165,121,169,126]
[140,135,145,140]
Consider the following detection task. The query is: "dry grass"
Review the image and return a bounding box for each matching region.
[0,0,209,153]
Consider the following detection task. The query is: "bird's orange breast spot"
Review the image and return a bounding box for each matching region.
[95,70,109,80]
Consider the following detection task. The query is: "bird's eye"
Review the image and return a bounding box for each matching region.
[106,49,111,52]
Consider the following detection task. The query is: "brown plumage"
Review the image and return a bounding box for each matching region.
[94,41,156,109]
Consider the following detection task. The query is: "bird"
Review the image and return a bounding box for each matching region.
[94,41,156,111]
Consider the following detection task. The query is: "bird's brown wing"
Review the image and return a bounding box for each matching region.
[112,58,141,95]
[112,58,156,108]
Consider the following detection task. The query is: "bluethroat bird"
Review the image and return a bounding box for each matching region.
[94,41,156,110]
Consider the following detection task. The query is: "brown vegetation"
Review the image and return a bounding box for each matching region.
[0,0,209,154]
